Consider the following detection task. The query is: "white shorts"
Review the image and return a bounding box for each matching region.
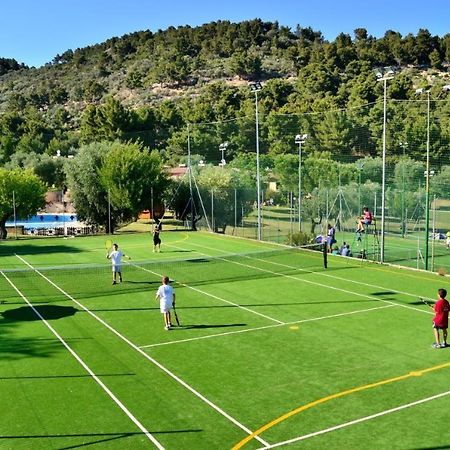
[112,264,121,273]
[160,299,173,313]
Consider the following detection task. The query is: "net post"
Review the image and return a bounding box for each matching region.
[323,242,328,269]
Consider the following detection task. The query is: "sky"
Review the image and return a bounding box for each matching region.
[0,0,447,68]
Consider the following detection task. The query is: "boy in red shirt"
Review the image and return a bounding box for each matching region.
[432,288,450,348]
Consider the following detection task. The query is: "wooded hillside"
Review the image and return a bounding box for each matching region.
[0,19,449,170]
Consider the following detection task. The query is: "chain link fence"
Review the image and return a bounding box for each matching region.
[186,97,450,272]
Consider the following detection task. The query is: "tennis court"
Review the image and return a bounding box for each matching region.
[1,231,450,449]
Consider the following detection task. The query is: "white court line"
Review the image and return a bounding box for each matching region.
[129,261,284,325]
[189,239,437,305]
[14,254,270,448]
[183,242,432,316]
[140,304,395,349]
[257,388,450,448]
[250,255,438,306]
[0,270,163,450]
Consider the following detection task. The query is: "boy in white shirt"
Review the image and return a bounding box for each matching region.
[156,276,175,330]
[106,243,128,285]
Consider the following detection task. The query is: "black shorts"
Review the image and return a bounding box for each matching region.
[153,236,161,245]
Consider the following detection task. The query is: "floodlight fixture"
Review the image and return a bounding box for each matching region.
[250,81,262,91]
[374,69,383,79]
[295,134,308,143]
[385,67,395,75]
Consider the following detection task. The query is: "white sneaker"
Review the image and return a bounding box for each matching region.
[164,325,170,331]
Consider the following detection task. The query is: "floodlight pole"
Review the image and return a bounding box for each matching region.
[424,91,431,270]
[108,189,111,235]
[400,141,407,238]
[219,142,228,168]
[13,190,17,240]
[251,82,262,240]
[298,140,302,231]
[295,134,307,231]
[187,123,194,230]
[378,75,393,263]
[150,186,154,229]
[356,162,365,217]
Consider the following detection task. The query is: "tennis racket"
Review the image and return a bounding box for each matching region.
[420,297,434,309]
[173,304,180,326]
[105,239,113,252]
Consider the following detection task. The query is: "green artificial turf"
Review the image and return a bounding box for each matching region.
[1,231,450,449]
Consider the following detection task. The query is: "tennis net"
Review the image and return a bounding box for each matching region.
[1,244,327,294]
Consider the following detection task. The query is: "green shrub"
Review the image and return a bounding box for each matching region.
[286,230,315,246]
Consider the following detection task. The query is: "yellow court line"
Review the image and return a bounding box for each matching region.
[232,361,450,450]
[163,232,190,246]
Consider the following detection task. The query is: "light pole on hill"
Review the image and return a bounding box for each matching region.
[250,81,263,240]
[219,142,228,168]
[399,141,408,238]
[416,85,450,270]
[295,134,308,231]
[356,161,365,214]
[374,67,395,263]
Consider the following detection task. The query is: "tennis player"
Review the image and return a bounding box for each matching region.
[153,224,161,252]
[106,243,126,285]
[326,224,336,253]
[432,288,450,348]
[156,275,175,330]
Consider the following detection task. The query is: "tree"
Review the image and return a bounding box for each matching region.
[0,57,27,75]
[65,142,112,232]
[228,50,262,79]
[34,155,66,188]
[431,166,450,198]
[171,165,254,232]
[429,49,443,69]
[98,141,168,224]
[0,168,47,239]
[196,166,254,232]
[312,110,354,156]
[79,97,131,143]
[66,141,168,233]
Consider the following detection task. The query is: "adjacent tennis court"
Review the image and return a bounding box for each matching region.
[1,231,449,449]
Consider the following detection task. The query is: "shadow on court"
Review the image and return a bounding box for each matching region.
[1,305,78,321]
[0,304,86,360]
[0,244,83,257]
[0,429,202,449]
[410,300,433,306]
[410,446,450,450]
[171,323,246,330]
[0,372,135,381]
[370,291,397,296]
